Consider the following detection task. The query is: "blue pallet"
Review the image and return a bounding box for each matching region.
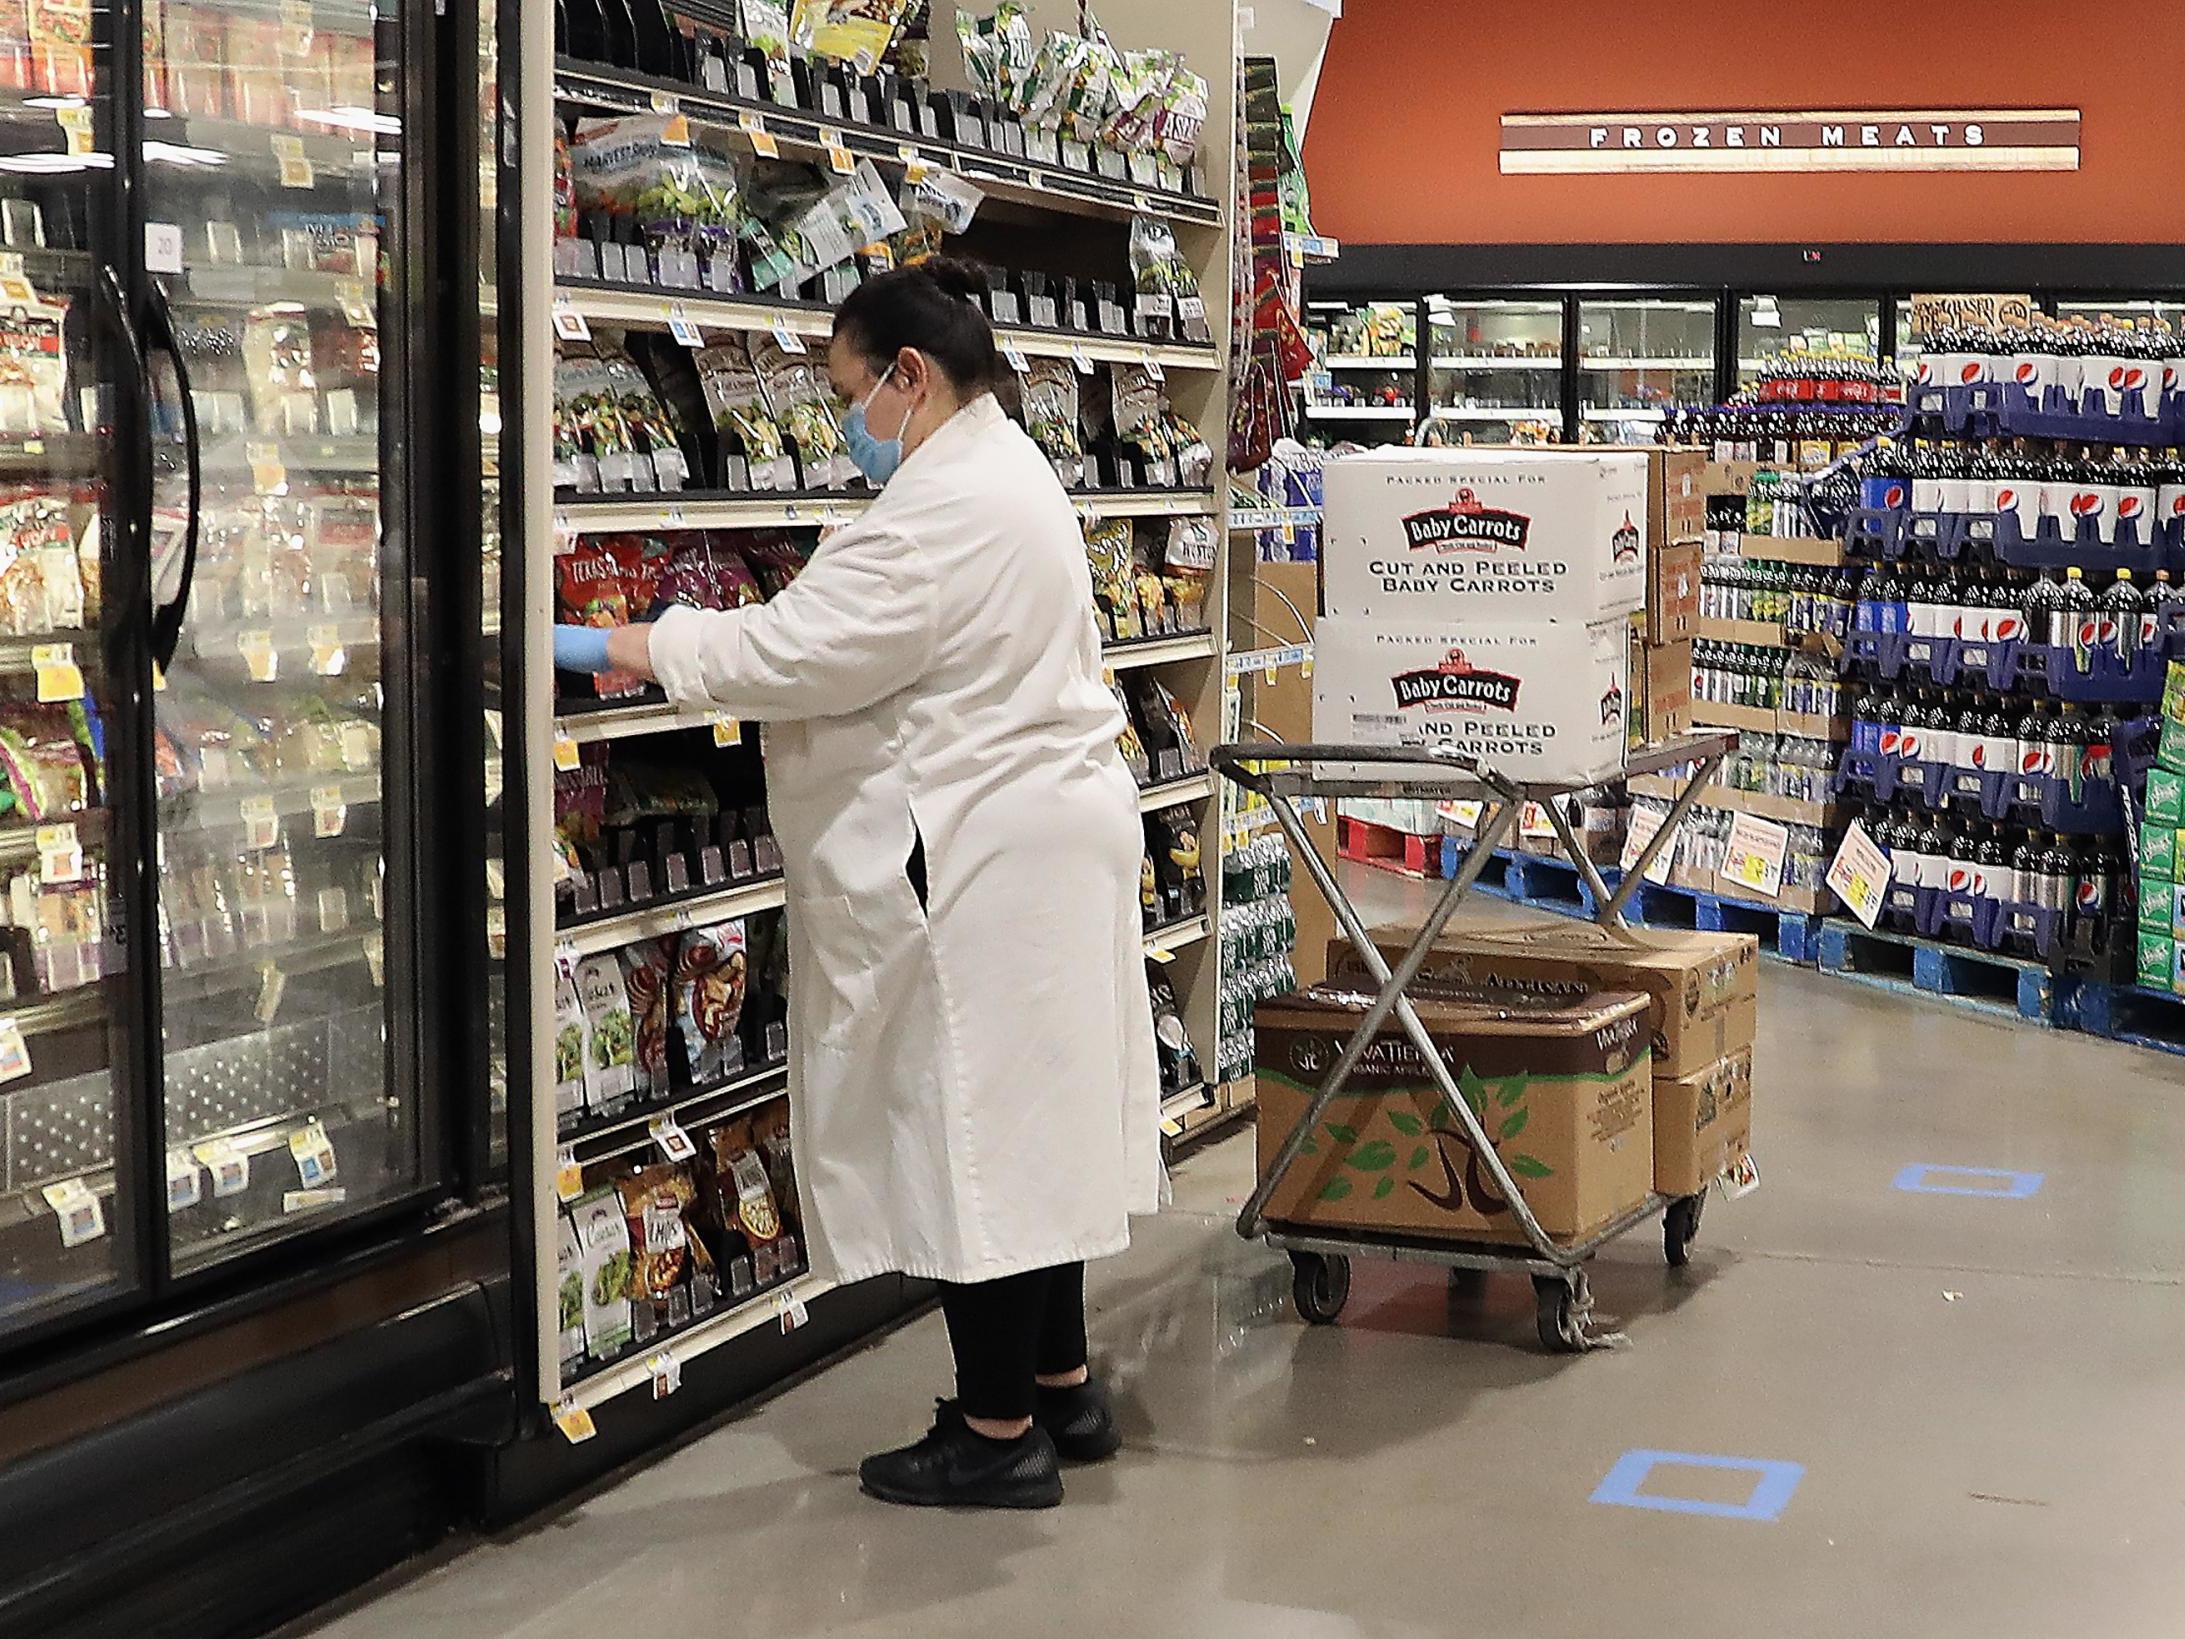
[2061,979,2185,1058]
[1442,841,1821,962]
[1816,920,2060,1024]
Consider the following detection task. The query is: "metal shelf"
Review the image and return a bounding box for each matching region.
[555,698,724,744]
[556,492,870,532]
[1323,355,1413,370]
[1430,356,1562,369]
[1577,357,1714,370]
[1074,490,1218,518]
[1138,772,1215,812]
[1144,914,1209,958]
[562,1270,836,1413]
[562,1061,789,1161]
[556,281,1221,371]
[559,875,787,959]
[553,58,1219,229]
[1105,632,1215,670]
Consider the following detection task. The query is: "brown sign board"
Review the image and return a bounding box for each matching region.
[1501,110,2080,174]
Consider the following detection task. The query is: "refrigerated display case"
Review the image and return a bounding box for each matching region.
[1576,295,1716,440]
[1736,294,1882,388]
[1420,293,1562,446]
[1300,297,1413,444]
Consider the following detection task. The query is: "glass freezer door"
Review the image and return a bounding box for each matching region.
[141,0,416,1267]
[0,9,143,1336]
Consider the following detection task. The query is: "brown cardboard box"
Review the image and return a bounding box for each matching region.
[1593,445,1706,548]
[1649,538,1702,643]
[1641,635,1692,745]
[1254,988,1654,1245]
[1654,1047,1754,1197]
[1254,561,1334,987]
[1331,914,1758,1079]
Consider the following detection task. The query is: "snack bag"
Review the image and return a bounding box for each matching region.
[696,336,796,491]
[801,0,909,68]
[1152,807,1204,917]
[1154,64,1207,166]
[576,951,637,1114]
[1146,968,1199,1095]
[553,960,587,1124]
[617,1164,693,1334]
[621,937,675,1098]
[0,284,69,436]
[1128,215,1201,340]
[1022,357,1084,488]
[752,333,854,487]
[1083,516,1138,642]
[605,760,719,828]
[956,0,1032,106]
[1110,681,1149,782]
[571,1185,635,1358]
[750,1098,802,1239]
[674,918,749,1085]
[553,538,646,699]
[710,1119,786,1282]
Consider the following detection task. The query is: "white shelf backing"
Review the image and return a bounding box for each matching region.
[1104,632,1216,671]
[556,494,871,532]
[1431,355,1563,368]
[558,283,1221,371]
[563,1273,838,1415]
[1073,491,1219,519]
[1322,354,1414,370]
[561,877,788,959]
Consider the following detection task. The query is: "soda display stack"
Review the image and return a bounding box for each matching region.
[1834,313,2185,974]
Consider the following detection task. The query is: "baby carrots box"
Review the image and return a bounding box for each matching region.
[1252,987,1653,1246]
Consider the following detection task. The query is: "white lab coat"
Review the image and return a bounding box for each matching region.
[647,393,1162,1285]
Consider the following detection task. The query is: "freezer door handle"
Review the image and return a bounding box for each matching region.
[141,279,200,674]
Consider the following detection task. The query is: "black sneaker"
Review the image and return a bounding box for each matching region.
[859,1401,1063,1510]
[1035,1378,1122,1463]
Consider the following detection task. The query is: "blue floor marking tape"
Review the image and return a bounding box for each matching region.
[1893,1163,2045,1198]
[1590,1449,1806,1521]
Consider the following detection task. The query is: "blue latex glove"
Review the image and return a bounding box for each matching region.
[553,624,614,673]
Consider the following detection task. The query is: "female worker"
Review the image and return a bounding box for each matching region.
[553,258,1159,1511]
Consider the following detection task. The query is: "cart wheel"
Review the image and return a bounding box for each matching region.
[1291,1253,1351,1325]
[1664,1193,1706,1268]
[1533,1275,1586,1353]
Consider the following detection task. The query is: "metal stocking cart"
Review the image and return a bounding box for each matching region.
[1211,732,1737,1352]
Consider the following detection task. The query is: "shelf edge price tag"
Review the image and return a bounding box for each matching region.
[308,623,346,676]
[1825,817,1890,929]
[255,961,286,1024]
[897,144,931,182]
[1146,944,1174,964]
[776,1285,810,1333]
[166,1147,202,1212]
[659,113,692,147]
[554,1401,598,1444]
[770,319,807,355]
[239,794,279,851]
[1002,344,1028,375]
[738,110,781,158]
[823,134,855,175]
[1070,346,1094,375]
[239,627,279,681]
[649,1116,696,1164]
[41,1177,104,1248]
[552,734,581,771]
[486,903,507,959]
[311,784,347,838]
[1141,352,1165,382]
[555,1146,584,1202]
[35,821,80,884]
[1619,802,1679,887]
[196,1137,250,1197]
[270,133,314,189]
[31,642,81,703]
[551,298,591,342]
[666,303,704,348]
[288,1121,337,1188]
[649,1350,682,1400]
[55,104,92,157]
[711,716,741,747]
[339,721,374,772]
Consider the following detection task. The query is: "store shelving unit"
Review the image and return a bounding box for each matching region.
[514,0,1241,1423]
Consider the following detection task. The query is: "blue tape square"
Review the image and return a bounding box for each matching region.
[1590,1449,1804,1521]
[1893,1164,2044,1198]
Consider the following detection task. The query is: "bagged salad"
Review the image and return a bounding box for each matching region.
[1021,357,1084,488]
[695,335,796,491]
[956,0,1032,107]
[1128,215,1204,340]
[751,333,855,487]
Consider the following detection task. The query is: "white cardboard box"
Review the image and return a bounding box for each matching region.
[1321,447,1649,622]
[1313,615,1630,787]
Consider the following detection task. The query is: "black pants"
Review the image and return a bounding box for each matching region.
[938,1261,1088,1422]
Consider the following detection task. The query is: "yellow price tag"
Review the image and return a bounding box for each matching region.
[308,623,346,676]
[1147,946,1175,964]
[1300,656,1314,680]
[151,660,166,692]
[899,145,932,183]
[738,110,780,158]
[554,1405,597,1444]
[239,794,279,851]
[660,113,692,147]
[278,0,313,53]
[1101,665,1115,686]
[555,1146,583,1201]
[35,822,80,883]
[711,718,740,747]
[239,629,278,682]
[247,441,286,493]
[1263,662,1278,684]
[552,736,580,771]
[271,132,314,189]
[32,642,81,702]
[55,105,92,157]
[339,722,374,771]
[824,136,854,175]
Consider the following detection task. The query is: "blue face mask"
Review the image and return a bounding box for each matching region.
[843,369,910,484]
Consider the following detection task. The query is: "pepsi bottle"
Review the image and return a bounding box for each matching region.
[2058,566,2096,673]
[2098,568,2144,664]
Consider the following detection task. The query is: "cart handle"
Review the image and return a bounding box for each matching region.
[1211,741,1491,788]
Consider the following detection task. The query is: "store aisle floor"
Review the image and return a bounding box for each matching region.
[306,870,2185,1639]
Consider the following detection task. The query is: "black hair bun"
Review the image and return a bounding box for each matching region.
[919,254,986,303]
